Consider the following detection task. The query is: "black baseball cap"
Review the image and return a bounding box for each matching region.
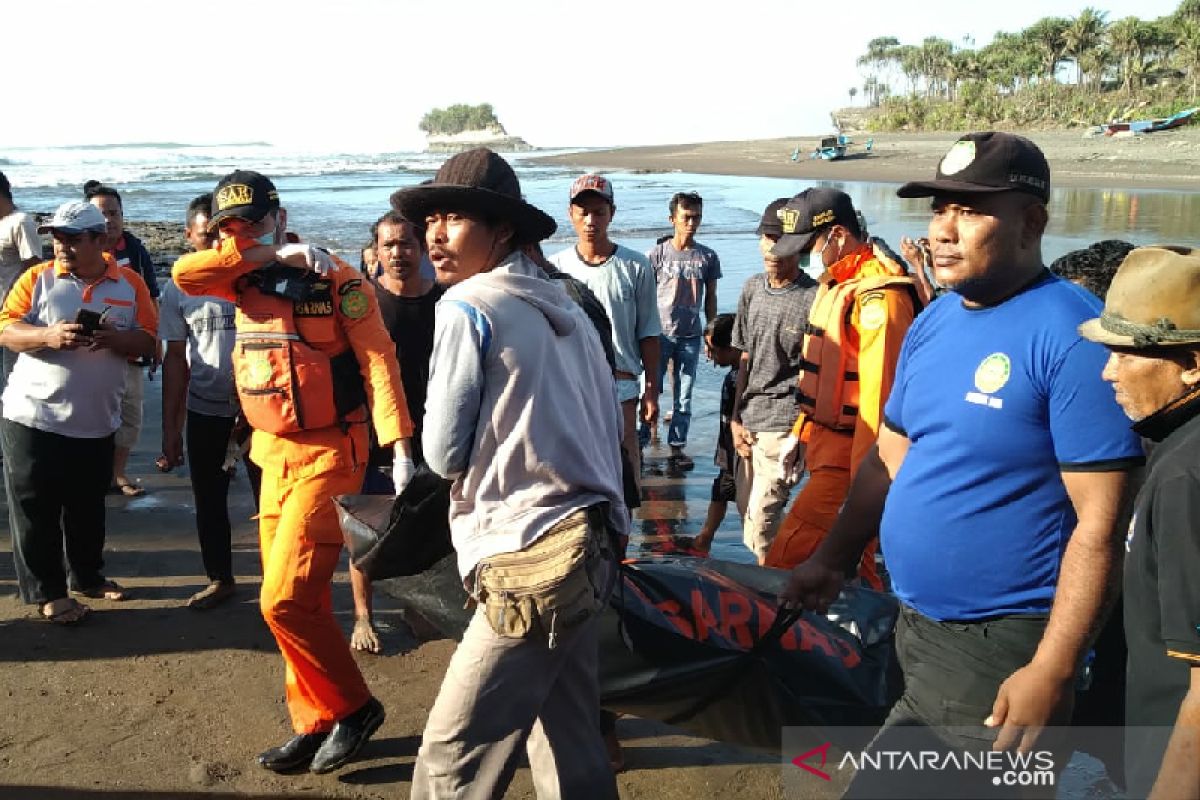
[770,188,858,258]
[756,197,790,237]
[896,132,1050,203]
[208,170,281,231]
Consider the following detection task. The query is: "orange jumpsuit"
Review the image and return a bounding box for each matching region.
[173,237,412,733]
[764,244,916,588]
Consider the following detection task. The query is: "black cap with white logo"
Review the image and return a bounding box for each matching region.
[896,131,1050,203]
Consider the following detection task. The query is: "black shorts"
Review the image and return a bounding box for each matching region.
[710,469,736,503]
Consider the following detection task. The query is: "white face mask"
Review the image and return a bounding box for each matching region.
[799,235,832,273]
[254,214,279,246]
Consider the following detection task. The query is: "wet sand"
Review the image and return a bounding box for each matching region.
[0,374,789,798]
[532,128,1200,191]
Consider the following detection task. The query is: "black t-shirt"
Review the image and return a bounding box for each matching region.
[1124,401,1200,796]
[372,281,444,464]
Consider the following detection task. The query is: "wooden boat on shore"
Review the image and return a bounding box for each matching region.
[1102,106,1199,136]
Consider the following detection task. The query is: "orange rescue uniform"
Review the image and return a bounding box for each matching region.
[173,237,412,733]
[764,243,917,588]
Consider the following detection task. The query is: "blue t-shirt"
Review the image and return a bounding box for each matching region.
[881,274,1143,621]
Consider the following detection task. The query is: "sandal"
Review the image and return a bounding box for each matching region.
[40,598,90,624]
[72,579,130,601]
[111,481,145,497]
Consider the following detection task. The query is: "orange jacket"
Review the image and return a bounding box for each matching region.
[791,243,917,475]
[173,237,412,476]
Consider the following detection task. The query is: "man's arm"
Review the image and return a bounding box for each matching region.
[704,278,718,324]
[423,299,487,480]
[1149,667,1200,799]
[0,263,90,352]
[850,288,915,477]
[333,268,413,455]
[92,268,157,359]
[988,468,1131,752]
[782,423,909,610]
[15,215,42,273]
[730,351,753,458]
[160,340,189,469]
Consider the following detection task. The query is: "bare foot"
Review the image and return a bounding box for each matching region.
[187,581,236,610]
[351,616,381,654]
[41,598,90,624]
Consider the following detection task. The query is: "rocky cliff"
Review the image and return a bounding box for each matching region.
[425,124,534,153]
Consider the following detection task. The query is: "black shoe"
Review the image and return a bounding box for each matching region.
[309,697,385,774]
[257,733,328,772]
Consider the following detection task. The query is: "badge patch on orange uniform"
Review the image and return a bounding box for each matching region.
[340,290,369,319]
[859,293,886,331]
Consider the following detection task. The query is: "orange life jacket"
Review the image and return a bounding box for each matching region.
[797,244,918,431]
[233,279,366,436]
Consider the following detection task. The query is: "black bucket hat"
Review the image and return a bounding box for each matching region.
[390,148,556,244]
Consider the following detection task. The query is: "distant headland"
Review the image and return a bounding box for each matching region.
[419,103,532,153]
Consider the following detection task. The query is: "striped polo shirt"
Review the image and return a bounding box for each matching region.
[0,255,157,438]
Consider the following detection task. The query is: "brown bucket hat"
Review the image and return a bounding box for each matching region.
[390,148,556,245]
[1078,246,1200,348]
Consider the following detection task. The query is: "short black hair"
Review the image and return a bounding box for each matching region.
[84,181,122,208]
[1050,239,1135,298]
[670,192,703,216]
[186,193,213,228]
[0,171,11,203]
[371,211,421,247]
[705,313,735,348]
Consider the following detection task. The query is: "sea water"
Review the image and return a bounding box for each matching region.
[5,142,1198,561]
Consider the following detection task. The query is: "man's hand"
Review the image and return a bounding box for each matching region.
[276,243,336,275]
[393,453,416,495]
[780,555,846,613]
[730,420,754,459]
[43,321,91,351]
[90,325,142,355]
[158,433,184,472]
[640,388,659,426]
[986,661,1075,753]
[778,434,806,484]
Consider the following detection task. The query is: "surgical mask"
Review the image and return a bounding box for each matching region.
[799,236,832,273]
[253,215,279,246]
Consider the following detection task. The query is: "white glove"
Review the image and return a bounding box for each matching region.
[778,434,805,485]
[392,454,416,495]
[275,243,336,275]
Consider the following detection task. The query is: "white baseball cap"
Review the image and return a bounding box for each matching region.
[37,201,108,235]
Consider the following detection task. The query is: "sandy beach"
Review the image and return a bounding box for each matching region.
[532,128,1200,191]
[0,373,788,799]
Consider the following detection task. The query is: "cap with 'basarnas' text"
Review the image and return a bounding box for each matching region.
[771,188,858,258]
[208,170,281,231]
[897,131,1050,203]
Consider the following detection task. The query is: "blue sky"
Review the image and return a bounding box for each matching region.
[3,0,1184,150]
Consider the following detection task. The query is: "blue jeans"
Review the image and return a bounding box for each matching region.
[655,334,701,449]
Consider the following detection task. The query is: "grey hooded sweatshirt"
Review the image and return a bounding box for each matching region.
[423,251,629,582]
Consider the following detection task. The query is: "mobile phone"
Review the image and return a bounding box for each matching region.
[75,308,103,335]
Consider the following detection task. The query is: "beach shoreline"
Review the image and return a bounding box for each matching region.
[530,129,1200,192]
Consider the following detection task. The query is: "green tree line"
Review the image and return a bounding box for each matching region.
[418,104,502,136]
[854,0,1200,130]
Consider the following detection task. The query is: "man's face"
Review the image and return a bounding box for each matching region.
[758,233,799,280]
[927,193,1037,298]
[186,213,213,251]
[376,220,421,282]
[52,230,106,272]
[425,210,505,286]
[89,195,123,243]
[568,194,613,244]
[704,333,739,368]
[1101,347,1198,421]
[671,204,702,240]
[217,210,281,244]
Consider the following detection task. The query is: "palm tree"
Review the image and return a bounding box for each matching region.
[1065,8,1109,89]
[1175,17,1200,97]
[1024,17,1071,81]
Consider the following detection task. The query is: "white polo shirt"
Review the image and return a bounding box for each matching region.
[0,255,157,438]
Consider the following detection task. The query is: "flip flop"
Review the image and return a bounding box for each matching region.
[40,598,90,625]
[112,481,146,497]
[72,579,130,601]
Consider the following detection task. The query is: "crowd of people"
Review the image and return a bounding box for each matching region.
[0,128,1198,799]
